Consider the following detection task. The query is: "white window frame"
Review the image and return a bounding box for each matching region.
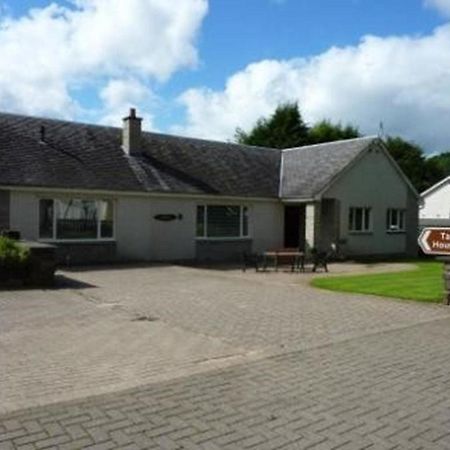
[38,198,116,243]
[386,208,406,233]
[196,205,250,240]
[348,206,372,233]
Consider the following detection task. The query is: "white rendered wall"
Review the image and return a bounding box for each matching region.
[251,202,284,253]
[10,191,39,240]
[8,190,285,261]
[420,181,450,219]
[324,147,412,256]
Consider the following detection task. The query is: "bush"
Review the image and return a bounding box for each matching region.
[0,237,30,272]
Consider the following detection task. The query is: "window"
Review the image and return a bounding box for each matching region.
[39,199,54,239]
[386,208,406,232]
[349,207,372,232]
[39,198,114,241]
[196,205,249,238]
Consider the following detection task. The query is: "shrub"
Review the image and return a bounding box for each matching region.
[0,237,30,272]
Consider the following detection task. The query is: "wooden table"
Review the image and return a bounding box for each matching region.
[263,250,305,272]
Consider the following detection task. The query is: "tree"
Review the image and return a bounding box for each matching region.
[384,136,445,192]
[236,104,360,148]
[308,120,360,144]
[235,102,309,149]
[428,152,450,177]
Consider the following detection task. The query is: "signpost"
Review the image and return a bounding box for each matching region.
[418,228,450,304]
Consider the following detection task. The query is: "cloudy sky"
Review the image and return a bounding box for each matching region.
[1,0,450,152]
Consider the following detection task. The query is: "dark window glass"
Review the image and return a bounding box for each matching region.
[387,209,405,231]
[56,199,97,240]
[99,200,114,238]
[355,208,363,231]
[349,207,371,232]
[364,208,371,230]
[39,199,54,239]
[207,206,240,237]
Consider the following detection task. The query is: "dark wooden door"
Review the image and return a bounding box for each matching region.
[284,206,301,248]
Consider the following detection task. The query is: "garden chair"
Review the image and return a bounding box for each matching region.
[241,251,263,272]
[310,244,336,272]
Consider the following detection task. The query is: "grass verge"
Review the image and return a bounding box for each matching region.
[311,261,444,303]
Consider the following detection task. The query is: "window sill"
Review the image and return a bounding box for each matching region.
[386,230,406,235]
[196,237,252,241]
[348,231,373,235]
[39,239,116,244]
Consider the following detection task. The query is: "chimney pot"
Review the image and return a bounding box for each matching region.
[122,108,142,156]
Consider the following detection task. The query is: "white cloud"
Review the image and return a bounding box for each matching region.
[99,78,156,131]
[0,0,208,119]
[177,24,450,152]
[425,0,450,17]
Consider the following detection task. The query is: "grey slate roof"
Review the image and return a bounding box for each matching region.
[280,136,378,199]
[0,111,380,200]
[0,112,280,198]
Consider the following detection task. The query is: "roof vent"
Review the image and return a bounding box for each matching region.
[122,108,142,156]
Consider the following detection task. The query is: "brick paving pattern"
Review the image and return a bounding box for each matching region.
[2,318,450,449]
[1,264,450,449]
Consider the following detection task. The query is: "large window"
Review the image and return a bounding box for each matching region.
[196,205,249,238]
[39,198,114,241]
[349,207,372,233]
[386,208,406,232]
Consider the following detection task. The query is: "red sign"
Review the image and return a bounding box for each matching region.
[419,228,450,255]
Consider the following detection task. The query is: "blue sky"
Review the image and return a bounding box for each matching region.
[0,0,450,152]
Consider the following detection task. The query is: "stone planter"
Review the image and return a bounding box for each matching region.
[23,241,57,287]
[0,241,57,288]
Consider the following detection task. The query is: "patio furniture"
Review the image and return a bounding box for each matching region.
[242,252,263,272]
[310,245,336,272]
[262,249,305,272]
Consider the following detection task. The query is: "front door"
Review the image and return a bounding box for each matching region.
[284,206,301,248]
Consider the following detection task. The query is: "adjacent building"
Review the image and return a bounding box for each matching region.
[420,176,450,228]
[0,110,418,264]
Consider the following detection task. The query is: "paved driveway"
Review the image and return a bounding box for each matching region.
[1,263,450,449]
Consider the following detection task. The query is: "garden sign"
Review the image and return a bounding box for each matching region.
[418,227,450,305]
[418,228,450,255]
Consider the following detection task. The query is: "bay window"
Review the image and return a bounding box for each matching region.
[196,205,249,238]
[39,198,114,241]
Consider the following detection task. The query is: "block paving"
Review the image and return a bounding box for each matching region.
[1,264,450,449]
[2,318,450,449]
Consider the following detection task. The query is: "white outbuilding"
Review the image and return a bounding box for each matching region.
[420,176,450,227]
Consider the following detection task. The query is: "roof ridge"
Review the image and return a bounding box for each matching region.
[420,175,450,197]
[282,135,378,153]
[0,110,280,154]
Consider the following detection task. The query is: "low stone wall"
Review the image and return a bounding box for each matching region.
[196,239,252,262]
[55,242,117,266]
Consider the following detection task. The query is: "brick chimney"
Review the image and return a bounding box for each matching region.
[122,108,142,156]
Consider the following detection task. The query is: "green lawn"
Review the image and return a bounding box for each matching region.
[311,261,444,303]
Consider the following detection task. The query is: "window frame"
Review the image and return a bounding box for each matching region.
[38,197,116,242]
[196,205,250,240]
[386,208,406,233]
[348,206,373,234]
